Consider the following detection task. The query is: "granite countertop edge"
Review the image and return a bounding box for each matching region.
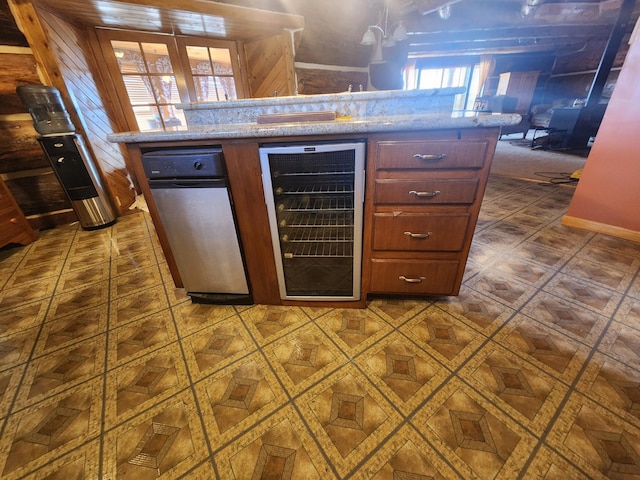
[107,113,522,144]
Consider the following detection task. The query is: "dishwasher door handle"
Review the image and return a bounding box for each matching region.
[148,179,227,189]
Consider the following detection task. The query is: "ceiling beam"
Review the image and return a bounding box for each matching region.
[407,24,613,43]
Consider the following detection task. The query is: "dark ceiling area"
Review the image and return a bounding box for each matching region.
[220,0,640,73]
[1,0,639,75]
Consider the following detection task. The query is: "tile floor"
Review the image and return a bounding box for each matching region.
[0,174,639,479]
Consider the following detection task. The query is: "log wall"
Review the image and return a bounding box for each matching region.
[0,1,74,230]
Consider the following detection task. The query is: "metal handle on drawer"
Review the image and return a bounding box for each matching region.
[409,190,441,198]
[404,231,432,239]
[399,275,425,283]
[413,153,448,161]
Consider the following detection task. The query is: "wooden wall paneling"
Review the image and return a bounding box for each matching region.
[31,0,304,41]
[244,32,295,98]
[296,67,368,95]
[35,7,135,214]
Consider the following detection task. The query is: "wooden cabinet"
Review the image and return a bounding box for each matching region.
[130,127,500,305]
[496,71,539,114]
[0,177,37,248]
[362,128,498,297]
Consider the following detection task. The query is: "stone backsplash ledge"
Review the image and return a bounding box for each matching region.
[177,88,465,126]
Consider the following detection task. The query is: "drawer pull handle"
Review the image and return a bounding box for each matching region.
[413,153,448,161]
[399,275,425,283]
[404,231,432,239]
[409,190,441,198]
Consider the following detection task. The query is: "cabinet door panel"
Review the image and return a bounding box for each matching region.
[0,178,37,247]
[376,140,488,170]
[369,259,459,294]
[372,212,469,251]
[374,178,478,205]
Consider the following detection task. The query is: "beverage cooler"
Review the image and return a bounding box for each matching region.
[259,141,365,301]
[17,85,116,230]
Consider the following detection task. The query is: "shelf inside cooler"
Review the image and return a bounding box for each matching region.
[281,241,354,258]
[279,211,353,227]
[280,226,353,243]
[276,196,354,212]
[274,182,354,195]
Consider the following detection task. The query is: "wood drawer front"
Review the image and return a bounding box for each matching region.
[376,140,488,170]
[370,259,459,295]
[373,212,469,251]
[0,208,26,245]
[374,178,479,205]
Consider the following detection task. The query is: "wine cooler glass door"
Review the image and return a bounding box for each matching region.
[260,142,365,301]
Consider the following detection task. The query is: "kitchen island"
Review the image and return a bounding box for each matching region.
[108,89,521,308]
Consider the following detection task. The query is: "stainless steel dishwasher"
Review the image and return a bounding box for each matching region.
[141,148,251,304]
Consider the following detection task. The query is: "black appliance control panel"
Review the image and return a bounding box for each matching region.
[141,148,225,179]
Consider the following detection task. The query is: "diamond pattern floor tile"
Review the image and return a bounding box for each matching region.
[195,352,288,445]
[182,315,257,381]
[262,322,347,397]
[522,291,610,345]
[355,331,450,414]
[294,364,403,478]
[400,305,488,369]
[316,308,393,357]
[358,424,461,479]
[34,304,109,357]
[239,305,312,346]
[576,352,640,430]
[102,390,209,479]
[493,313,591,384]
[107,310,178,368]
[104,343,191,429]
[547,392,640,478]
[13,336,107,411]
[432,286,516,336]
[411,378,537,480]
[0,379,103,478]
[543,273,622,317]
[0,174,637,478]
[215,405,333,479]
[458,341,568,435]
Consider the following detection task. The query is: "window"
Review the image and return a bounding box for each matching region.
[405,60,482,111]
[97,30,246,131]
[179,40,238,102]
[110,39,186,131]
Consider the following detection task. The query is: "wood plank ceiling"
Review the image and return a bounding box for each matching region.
[30,0,304,40]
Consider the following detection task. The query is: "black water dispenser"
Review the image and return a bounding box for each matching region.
[17,85,116,230]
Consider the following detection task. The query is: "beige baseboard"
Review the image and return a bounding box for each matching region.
[562,215,640,243]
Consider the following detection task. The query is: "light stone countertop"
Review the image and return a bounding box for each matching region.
[107,112,522,144]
